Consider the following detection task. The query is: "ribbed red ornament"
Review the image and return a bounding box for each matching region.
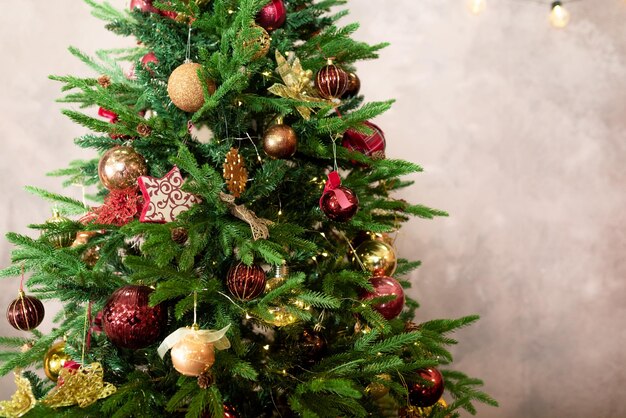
[408,368,445,407]
[6,291,45,331]
[315,61,349,99]
[226,263,266,301]
[256,0,287,31]
[360,276,405,320]
[102,285,166,349]
[342,121,386,159]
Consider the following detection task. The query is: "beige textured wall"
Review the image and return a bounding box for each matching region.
[1,1,625,417]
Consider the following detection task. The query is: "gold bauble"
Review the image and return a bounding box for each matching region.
[352,240,397,277]
[365,373,391,400]
[72,231,100,267]
[45,212,76,248]
[399,398,448,417]
[71,231,97,247]
[98,146,148,190]
[263,124,297,159]
[170,333,216,376]
[167,62,216,113]
[43,341,72,382]
[242,24,271,60]
[267,306,298,327]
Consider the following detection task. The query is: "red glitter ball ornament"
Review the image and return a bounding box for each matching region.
[342,121,386,159]
[226,263,266,301]
[6,291,45,331]
[256,0,287,31]
[360,276,405,320]
[408,368,445,408]
[102,285,167,349]
[315,60,349,99]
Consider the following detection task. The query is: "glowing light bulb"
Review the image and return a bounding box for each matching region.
[549,1,570,29]
[467,0,486,15]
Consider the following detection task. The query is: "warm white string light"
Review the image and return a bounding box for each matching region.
[465,0,585,29]
[467,0,487,15]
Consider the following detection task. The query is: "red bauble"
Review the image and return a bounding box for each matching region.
[341,72,361,99]
[408,368,445,408]
[130,0,157,13]
[6,292,45,331]
[256,0,287,31]
[315,61,349,99]
[102,285,166,349]
[141,52,158,74]
[226,263,266,301]
[320,186,359,222]
[201,403,239,418]
[342,121,386,159]
[300,329,327,360]
[360,276,404,320]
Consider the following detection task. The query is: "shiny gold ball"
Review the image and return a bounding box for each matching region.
[267,306,298,327]
[352,240,397,277]
[45,212,76,248]
[243,24,271,60]
[399,398,448,417]
[43,341,72,382]
[98,146,148,190]
[365,373,391,399]
[171,333,216,377]
[167,62,217,113]
[263,124,297,159]
[71,231,98,247]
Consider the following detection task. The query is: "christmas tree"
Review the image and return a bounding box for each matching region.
[0,1,497,417]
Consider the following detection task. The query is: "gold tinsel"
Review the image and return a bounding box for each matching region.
[0,373,36,418]
[42,363,116,409]
[222,148,248,198]
[268,51,334,120]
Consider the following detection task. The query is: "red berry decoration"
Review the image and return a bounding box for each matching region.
[408,368,445,408]
[226,263,267,301]
[360,276,405,320]
[342,121,386,159]
[315,60,350,99]
[102,285,167,349]
[6,291,45,331]
[319,171,359,222]
[256,0,287,31]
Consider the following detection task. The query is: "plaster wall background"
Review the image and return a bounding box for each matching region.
[1,1,625,417]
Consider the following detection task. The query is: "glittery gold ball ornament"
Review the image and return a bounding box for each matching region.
[43,341,72,382]
[263,124,297,159]
[98,146,148,190]
[167,62,216,113]
[365,373,391,400]
[170,333,216,376]
[267,306,298,327]
[352,240,397,277]
[45,211,76,248]
[242,24,271,60]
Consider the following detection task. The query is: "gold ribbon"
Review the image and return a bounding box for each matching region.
[0,372,36,418]
[157,325,231,359]
[268,51,334,120]
[219,192,273,240]
[42,363,116,408]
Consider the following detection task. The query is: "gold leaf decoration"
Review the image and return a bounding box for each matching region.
[0,373,36,418]
[42,363,116,409]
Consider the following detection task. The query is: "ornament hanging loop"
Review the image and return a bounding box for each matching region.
[193,290,198,328]
[185,25,193,63]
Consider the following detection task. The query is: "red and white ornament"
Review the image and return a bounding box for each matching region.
[319,171,359,222]
[342,121,386,159]
[138,166,201,223]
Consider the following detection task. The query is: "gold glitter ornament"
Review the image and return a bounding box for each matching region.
[0,372,36,418]
[364,373,391,400]
[267,306,298,327]
[223,148,248,198]
[42,362,116,408]
[242,24,271,60]
[167,62,216,113]
[43,341,72,382]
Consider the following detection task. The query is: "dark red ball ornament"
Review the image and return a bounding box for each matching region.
[102,285,166,349]
[300,329,327,361]
[341,72,361,99]
[342,121,386,159]
[201,403,239,418]
[319,171,359,222]
[315,60,350,99]
[226,263,267,301]
[408,368,445,408]
[256,0,287,31]
[6,291,45,331]
[360,276,404,320]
